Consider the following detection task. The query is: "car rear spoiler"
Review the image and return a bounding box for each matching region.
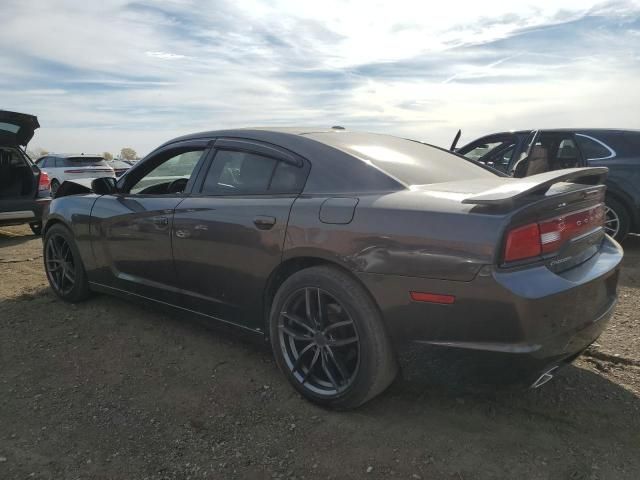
[461,167,608,205]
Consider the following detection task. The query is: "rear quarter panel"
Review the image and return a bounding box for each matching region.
[285,191,505,281]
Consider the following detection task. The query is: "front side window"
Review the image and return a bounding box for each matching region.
[130,149,205,194]
[576,134,614,160]
[202,150,305,195]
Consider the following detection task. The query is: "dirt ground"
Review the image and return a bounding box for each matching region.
[0,225,638,480]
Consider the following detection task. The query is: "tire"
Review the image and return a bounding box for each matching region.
[50,179,60,197]
[29,222,42,236]
[43,224,90,302]
[269,265,398,409]
[604,197,630,242]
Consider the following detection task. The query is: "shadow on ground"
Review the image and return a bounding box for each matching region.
[1,284,639,479]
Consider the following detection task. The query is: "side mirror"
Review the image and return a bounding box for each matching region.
[91,177,117,195]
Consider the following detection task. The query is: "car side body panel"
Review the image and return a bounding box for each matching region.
[284,192,503,282]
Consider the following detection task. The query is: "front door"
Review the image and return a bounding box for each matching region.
[172,138,310,332]
[90,141,210,302]
[457,133,523,173]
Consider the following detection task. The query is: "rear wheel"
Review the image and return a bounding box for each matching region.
[50,179,60,197]
[43,224,90,302]
[269,266,397,409]
[29,222,42,236]
[604,197,629,241]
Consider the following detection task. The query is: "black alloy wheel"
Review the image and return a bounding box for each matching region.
[43,224,90,302]
[278,287,360,396]
[270,266,397,409]
[45,232,77,296]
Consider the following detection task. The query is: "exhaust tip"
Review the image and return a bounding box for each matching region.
[530,366,559,389]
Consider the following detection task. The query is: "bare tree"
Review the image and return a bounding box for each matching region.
[103,152,114,161]
[120,147,137,161]
[27,147,49,159]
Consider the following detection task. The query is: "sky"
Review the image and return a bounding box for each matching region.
[1,0,640,157]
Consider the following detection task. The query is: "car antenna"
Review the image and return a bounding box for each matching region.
[450,129,462,151]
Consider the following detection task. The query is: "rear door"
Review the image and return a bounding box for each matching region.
[90,140,211,302]
[172,138,310,331]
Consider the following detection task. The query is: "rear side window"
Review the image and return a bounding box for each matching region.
[202,150,305,195]
[63,156,108,167]
[306,132,496,186]
[0,122,20,134]
[575,134,614,160]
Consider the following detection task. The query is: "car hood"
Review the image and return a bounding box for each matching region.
[0,110,40,146]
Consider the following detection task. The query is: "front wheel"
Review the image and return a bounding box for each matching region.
[269,266,397,409]
[43,224,90,302]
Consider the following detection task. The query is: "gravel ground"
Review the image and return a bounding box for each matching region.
[1,224,639,480]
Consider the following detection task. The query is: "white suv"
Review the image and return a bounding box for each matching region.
[35,154,115,195]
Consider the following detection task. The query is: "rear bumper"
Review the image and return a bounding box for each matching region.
[357,236,623,380]
[0,198,50,227]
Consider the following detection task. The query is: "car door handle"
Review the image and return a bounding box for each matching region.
[153,216,169,226]
[253,216,276,230]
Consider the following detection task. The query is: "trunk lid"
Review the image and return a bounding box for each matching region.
[417,168,610,273]
[0,110,40,147]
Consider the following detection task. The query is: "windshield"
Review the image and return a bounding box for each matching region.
[306,132,496,186]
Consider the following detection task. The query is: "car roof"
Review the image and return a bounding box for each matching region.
[47,153,104,158]
[479,128,640,136]
[161,127,344,147]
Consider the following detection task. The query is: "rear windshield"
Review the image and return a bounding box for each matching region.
[64,156,108,167]
[306,132,496,186]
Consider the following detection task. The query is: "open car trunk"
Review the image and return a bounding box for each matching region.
[0,147,38,199]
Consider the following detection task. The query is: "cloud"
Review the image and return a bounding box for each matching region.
[145,51,188,59]
[0,0,639,154]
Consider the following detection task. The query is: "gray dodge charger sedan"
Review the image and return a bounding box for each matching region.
[42,127,622,408]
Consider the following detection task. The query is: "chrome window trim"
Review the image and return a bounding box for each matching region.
[576,133,616,160]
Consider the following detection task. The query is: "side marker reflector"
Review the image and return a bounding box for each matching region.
[410,292,456,304]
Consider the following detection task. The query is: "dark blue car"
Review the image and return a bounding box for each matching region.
[457,129,640,241]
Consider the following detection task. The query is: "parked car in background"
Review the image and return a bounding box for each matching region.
[42,127,621,408]
[35,153,114,195]
[107,159,133,177]
[0,110,50,235]
[455,129,640,241]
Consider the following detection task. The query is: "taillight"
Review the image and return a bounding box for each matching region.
[504,204,605,263]
[539,205,605,253]
[504,223,542,262]
[38,171,51,192]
